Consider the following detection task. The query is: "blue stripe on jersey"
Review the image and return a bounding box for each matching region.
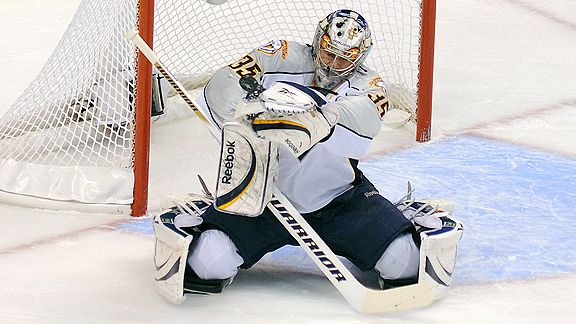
[335,122,374,140]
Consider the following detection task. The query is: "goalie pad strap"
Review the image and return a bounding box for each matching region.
[215,122,278,217]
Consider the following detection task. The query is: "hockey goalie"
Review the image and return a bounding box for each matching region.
[151,9,464,310]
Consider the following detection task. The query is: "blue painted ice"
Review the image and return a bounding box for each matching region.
[361,135,576,284]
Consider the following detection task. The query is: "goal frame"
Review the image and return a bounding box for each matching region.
[416,0,436,143]
[132,0,155,216]
[131,0,437,216]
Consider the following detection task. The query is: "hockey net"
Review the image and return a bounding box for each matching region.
[0,0,434,215]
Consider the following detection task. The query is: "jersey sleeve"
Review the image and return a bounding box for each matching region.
[320,71,390,159]
[199,40,293,128]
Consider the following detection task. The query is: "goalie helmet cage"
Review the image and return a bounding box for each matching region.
[0,0,436,216]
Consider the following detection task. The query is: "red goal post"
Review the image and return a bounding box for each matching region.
[416,0,436,143]
[132,0,155,217]
[0,0,436,216]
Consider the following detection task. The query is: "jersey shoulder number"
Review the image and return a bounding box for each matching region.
[366,76,389,119]
[228,54,262,78]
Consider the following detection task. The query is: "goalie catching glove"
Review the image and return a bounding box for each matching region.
[235,80,338,157]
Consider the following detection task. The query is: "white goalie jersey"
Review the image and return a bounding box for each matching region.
[197,40,391,213]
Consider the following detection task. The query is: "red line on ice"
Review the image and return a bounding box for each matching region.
[0,219,144,256]
[502,0,576,32]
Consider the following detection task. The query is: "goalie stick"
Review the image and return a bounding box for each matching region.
[126,30,436,313]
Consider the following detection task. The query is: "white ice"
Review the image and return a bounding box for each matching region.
[1,0,576,323]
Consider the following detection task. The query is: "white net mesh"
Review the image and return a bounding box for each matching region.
[156,0,423,105]
[0,0,425,208]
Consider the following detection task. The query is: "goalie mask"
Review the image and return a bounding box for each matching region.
[312,9,373,89]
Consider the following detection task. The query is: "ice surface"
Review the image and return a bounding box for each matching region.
[1,0,576,323]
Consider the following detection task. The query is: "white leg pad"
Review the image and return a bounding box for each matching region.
[418,217,464,300]
[153,213,194,304]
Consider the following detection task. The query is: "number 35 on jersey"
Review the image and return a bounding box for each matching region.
[228,54,262,78]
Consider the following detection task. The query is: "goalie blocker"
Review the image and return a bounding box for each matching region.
[214,123,278,216]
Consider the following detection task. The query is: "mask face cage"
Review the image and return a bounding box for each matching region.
[312,9,373,88]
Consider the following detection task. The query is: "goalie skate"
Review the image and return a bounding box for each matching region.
[394,182,455,231]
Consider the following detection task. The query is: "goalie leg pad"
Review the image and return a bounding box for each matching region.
[417,216,464,299]
[153,211,196,304]
[215,122,278,216]
[376,217,463,294]
[153,195,216,304]
[154,221,236,301]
